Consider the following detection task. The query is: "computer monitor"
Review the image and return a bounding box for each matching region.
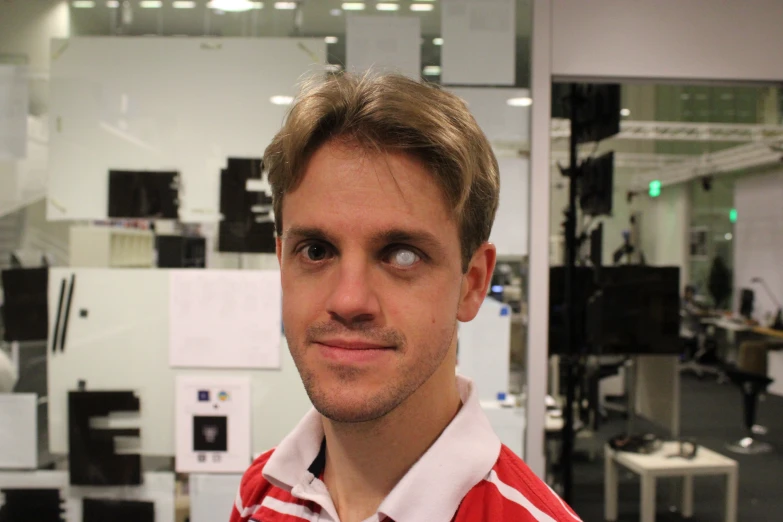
[740,288,755,319]
[586,266,681,355]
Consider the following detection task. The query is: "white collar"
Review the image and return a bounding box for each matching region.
[263,375,501,522]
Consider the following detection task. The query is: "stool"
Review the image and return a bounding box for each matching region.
[725,367,773,454]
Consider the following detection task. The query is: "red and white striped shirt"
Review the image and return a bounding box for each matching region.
[230,377,581,522]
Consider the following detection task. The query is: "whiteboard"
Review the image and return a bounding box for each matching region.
[346,15,421,79]
[441,0,516,85]
[0,64,28,160]
[47,37,326,222]
[47,268,312,457]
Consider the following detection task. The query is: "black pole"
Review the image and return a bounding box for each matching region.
[561,83,580,503]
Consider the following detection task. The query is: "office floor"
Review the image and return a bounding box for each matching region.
[568,373,783,522]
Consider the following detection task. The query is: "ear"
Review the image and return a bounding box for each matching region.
[276,237,283,267]
[457,242,497,322]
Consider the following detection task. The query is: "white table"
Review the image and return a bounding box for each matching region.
[605,442,738,522]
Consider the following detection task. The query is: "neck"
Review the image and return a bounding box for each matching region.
[321,353,461,522]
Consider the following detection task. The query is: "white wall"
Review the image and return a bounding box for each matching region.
[47,37,326,223]
[551,0,783,82]
[734,170,783,321]
[639,183,691,288]
[0,0,69,115]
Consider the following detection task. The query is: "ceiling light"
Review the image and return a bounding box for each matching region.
[410,3,434,11]
[72,0,96,7]
[507,97,532,107]
[208,0,256,10]
[270,95,294,106]
[725,233,733,241]
[106,1,119,7]
[620,108,631,117]
[433,37,443,46]
[173,0,196,7]
[251,1,263,7]
[140,0,162,7]
[274,1,297,8]
[342,2,365,10]
[324,36,339,44]
[423,65,441,76]
[330,8,342,15]
[376,2,399,11]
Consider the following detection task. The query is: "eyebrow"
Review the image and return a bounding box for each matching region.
[282,226,447,254]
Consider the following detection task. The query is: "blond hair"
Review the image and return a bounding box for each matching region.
[264,72,500,271]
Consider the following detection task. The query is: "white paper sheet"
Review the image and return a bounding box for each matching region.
[175,375,251,473]
[189,473,243,522]
[442,0,516,85]
[169,270,281,369]
[346,15,422,79]
[0,393,37,469]
[0,65,28,160]
[0,470,175,522]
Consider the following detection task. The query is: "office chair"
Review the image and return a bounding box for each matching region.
[726,341,773,455]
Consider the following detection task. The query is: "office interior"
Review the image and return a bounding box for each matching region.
[1,1,783,521]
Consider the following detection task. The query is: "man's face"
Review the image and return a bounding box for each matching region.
[277,140,471,423]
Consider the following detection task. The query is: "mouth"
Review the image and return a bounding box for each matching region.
[314,339,396,364]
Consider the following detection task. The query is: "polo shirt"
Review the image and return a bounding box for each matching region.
[230,376,581,522]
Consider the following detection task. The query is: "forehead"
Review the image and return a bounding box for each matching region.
[281,140,456,239]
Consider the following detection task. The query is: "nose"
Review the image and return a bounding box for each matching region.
[325,254,380,326]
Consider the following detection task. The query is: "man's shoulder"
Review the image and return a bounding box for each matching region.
[454,445,582,522]
[230,449,284,521]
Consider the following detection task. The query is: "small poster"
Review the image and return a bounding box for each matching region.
[690,226,709,260]
[175,375,251,473]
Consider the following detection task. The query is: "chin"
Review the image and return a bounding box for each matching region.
[304,374,409,424]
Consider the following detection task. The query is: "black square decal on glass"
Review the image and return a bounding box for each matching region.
[193,416,228,452]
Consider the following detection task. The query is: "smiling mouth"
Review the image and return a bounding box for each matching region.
[314,340,396,364]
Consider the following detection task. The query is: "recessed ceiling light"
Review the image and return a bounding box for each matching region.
[140,0,162,7]
[270,95,294,106]
[173,0,196,8]
[106,0,119,7]
[725,233,733,241]
[208,0,257,9]
[620,108,631,117]
[274,1,297,8]
[72,0,96,7]
[507,97,532,107]
[342,2,365,10]
[376,2,399,11]
[433,37,444,46]
[324,36,339,44]
[330,8,342,15]
[410,3,434,11]
[423,65,441,76]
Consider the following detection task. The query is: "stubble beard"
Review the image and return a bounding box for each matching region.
[290,322,455,424]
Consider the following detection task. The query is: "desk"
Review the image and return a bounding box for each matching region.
[605,442,738,522]
[752,326,783,340]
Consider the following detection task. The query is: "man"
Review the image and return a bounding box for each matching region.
[230,73,580,522]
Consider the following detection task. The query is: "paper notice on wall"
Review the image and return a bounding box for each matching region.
[175,375,251,473]
[169,270,281,369]
[0,65,28,160]
[441,0,515,85]
[346,15,421,79]
[0,393,37,469]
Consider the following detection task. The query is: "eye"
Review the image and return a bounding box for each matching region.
[388,248,420,268]
[304,242,330,262]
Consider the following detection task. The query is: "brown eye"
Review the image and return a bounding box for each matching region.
[305,243,329,261]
